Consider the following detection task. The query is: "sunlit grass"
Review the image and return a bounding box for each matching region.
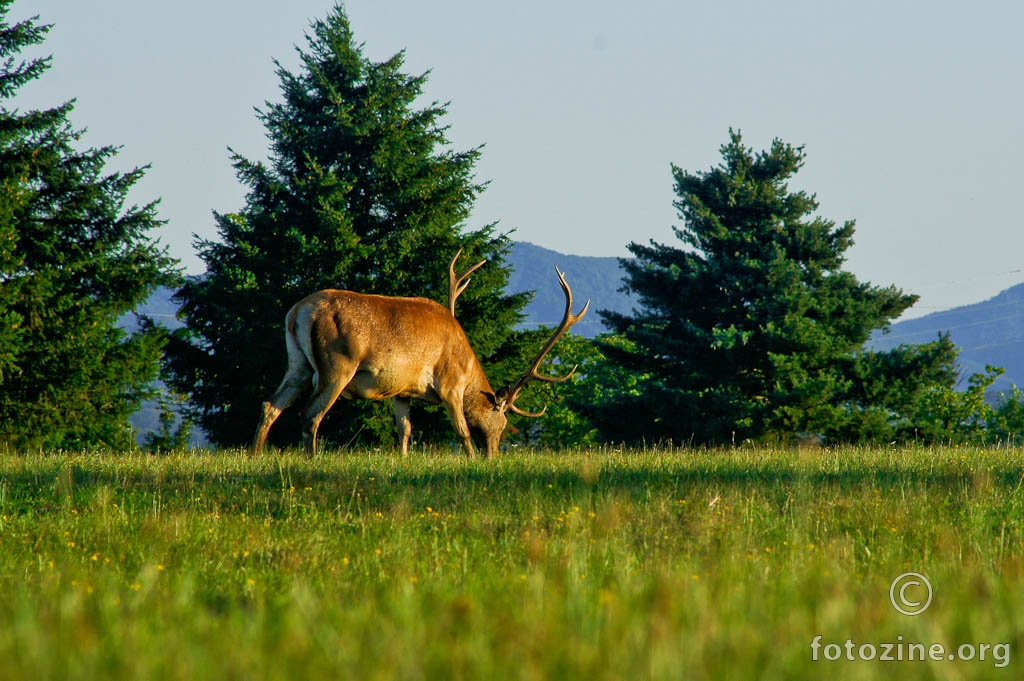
[0,445,1021,680]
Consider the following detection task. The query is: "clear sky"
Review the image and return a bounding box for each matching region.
[12,0,1024,319]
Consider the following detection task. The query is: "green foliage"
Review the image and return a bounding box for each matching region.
[0,1,179,449]
[166,5,531,449]
[598,130,957,445]
[1,447,1022,680]
[520,333,650,448]
[989,385,1024,446]
[895,366,1024,446]
[912,366,1002,444]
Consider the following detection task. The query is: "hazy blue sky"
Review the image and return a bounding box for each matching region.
[13,0,1024,319]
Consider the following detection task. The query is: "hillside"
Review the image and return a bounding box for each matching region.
[127,246,1024,444]
[506,242,633,337]
[872,283,1024,392]
[508,243,1024,390]
[133,243,633,337]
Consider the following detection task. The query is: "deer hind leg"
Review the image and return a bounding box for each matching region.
[252,341,314,455]
[299,359,358,456]
[393,397,412,457]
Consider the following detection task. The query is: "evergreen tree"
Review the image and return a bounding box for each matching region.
[598,130,958,445]
[167,5,529,449]
[0,2,179,448]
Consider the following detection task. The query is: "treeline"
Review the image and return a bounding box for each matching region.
[2,1,1022,451]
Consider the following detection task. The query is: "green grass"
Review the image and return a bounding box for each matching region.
[0,445,1022,680]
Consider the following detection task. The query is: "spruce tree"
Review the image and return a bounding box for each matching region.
[167,5,529,449]
[599,130,958,445]
[0,1,179,448]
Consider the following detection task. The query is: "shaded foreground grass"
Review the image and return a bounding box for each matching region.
[0,446,1022,680]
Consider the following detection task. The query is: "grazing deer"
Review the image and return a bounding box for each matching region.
[251,251,589,457]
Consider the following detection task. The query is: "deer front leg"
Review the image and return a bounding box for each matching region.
[444,397,476,459]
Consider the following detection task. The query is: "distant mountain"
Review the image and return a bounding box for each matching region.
[871,284,1024,392]
[131,243,635,338]
[509,243,1024,392]
[128,246,1024,444]
[120,285,181,332]
[119,287,198,445]
[506,242,634,337]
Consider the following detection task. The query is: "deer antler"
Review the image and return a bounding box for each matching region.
[448,248,487,315]
[502,266,590,417]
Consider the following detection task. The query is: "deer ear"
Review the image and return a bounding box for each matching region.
[486,388,510,410]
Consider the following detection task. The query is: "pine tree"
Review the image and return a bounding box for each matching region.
[0,1,179,448]
[167,5,529,449]
[598,130,957,445]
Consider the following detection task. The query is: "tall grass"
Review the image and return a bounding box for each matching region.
[0,446,1021,680]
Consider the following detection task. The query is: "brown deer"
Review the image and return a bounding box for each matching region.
[251,251,589,457]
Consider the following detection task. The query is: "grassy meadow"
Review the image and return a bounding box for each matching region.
[0,445,1021,680]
